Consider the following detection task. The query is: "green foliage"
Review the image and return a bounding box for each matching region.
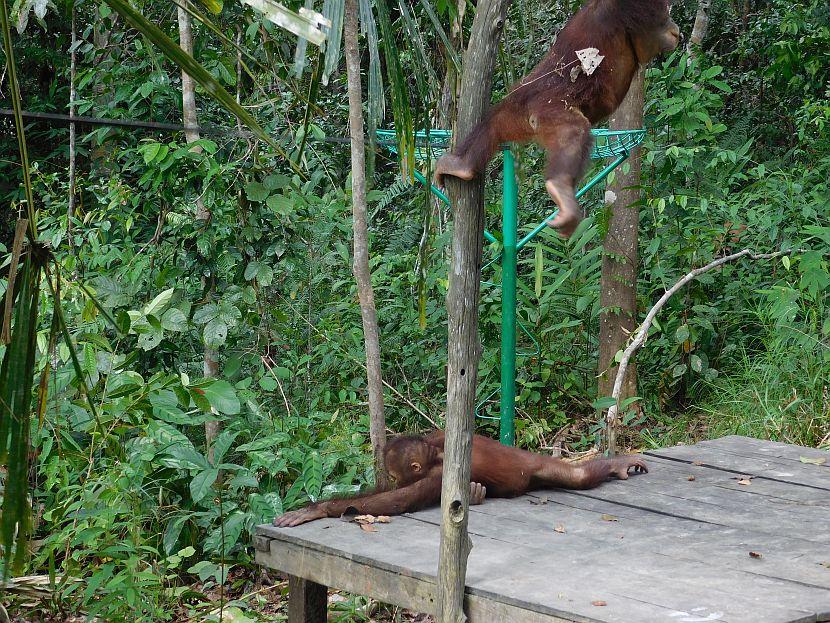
[1,0,829,618]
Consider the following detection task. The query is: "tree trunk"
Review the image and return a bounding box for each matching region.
[91,7,114,177]
[67,2,77,254]
[687,0,711,58]
[343,0,388,490]
[436,1,511,621]
[597,66,645,444]
[178,2,220,460]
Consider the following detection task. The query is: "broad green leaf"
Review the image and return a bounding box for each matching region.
[150,390,190,425]
[163,516,187,555]
[302,451,323,500]
[141,142,162,164]
[144,288,175,316]
[244,181,270,202]
[675,324,690,343]
[190,468,219,502]
[161,307,188,332]
[591,397,617,410]
[259,375,278,391]
[690,354,703,373]
[162,443,211,470]
[197,379,240,415]
[204,512,245,555]
[137,326,164,351]
[264,173,291,190]
[244,261,261,281]
[193,303,219,325]
[203,319,228,348]
[187,560,219,582]
[211,430,239,465]
[266,194,293,215]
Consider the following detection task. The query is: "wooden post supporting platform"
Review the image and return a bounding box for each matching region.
[288,575,327,623]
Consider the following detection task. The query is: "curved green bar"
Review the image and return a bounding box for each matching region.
[378,128,645,445]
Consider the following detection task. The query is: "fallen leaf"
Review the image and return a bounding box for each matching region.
[687,475,696,481]
[359,523,377,533]
[554,524,566,534]
[818,561,830,569]
[591,600,607,607]
[799,456,827,465]
[737,479,752,486]
[354,514,376,523]
[530,497,550,505]
[375,516,391,523]
[601,514,618,522]
[692,461,704,466]
[749,551,762,559]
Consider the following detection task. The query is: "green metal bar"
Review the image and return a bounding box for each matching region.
[515,153,628,251]
[499,148,518,446]
[412,169,498,244]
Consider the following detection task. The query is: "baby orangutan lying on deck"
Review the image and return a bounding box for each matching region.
[274,431,647,527]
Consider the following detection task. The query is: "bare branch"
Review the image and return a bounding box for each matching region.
[604,248,795,455]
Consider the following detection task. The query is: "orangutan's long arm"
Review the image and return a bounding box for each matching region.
[274,471,443,527]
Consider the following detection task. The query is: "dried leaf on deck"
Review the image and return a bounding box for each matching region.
[530,497,549,505]
[591,600,607,606]
[737,479,752,486]
[348,514,391,531]
[799,456,827,465]
[554,524,566,533]
[687,475,696,481]
[692,461,704,466]
[749,551,763,559]
[601,514,618,522]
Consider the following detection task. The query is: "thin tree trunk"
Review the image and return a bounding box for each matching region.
[67,2,77,253]
[91,6,114,177]
[178,2,219,460]
[437,1,511,621]
[597,66,644,437]
[344,0,388,490]
[687,0,711,59]
[235,25,244,133]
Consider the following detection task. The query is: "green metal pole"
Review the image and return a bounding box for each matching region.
[500,148,518,446]
[516,153,628,251]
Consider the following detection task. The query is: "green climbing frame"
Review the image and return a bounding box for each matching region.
[378,127,646,445]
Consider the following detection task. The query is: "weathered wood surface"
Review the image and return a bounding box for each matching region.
[256,436,830,623]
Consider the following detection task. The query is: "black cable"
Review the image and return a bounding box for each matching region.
[0,108,449,147]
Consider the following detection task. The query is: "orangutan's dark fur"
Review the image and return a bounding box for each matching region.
[435,0,680,237]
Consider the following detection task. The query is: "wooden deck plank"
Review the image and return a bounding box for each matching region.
[648,438,830,491]
[701,435,830,465]
[255,436,830,623]
[456,492,830,588]
[257,513,829,623]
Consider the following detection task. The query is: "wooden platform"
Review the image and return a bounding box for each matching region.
[255,435,830,623]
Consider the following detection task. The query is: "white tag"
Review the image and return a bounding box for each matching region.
[575,48,605,76]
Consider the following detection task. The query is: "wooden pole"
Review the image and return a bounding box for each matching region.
[436,0,512,620]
